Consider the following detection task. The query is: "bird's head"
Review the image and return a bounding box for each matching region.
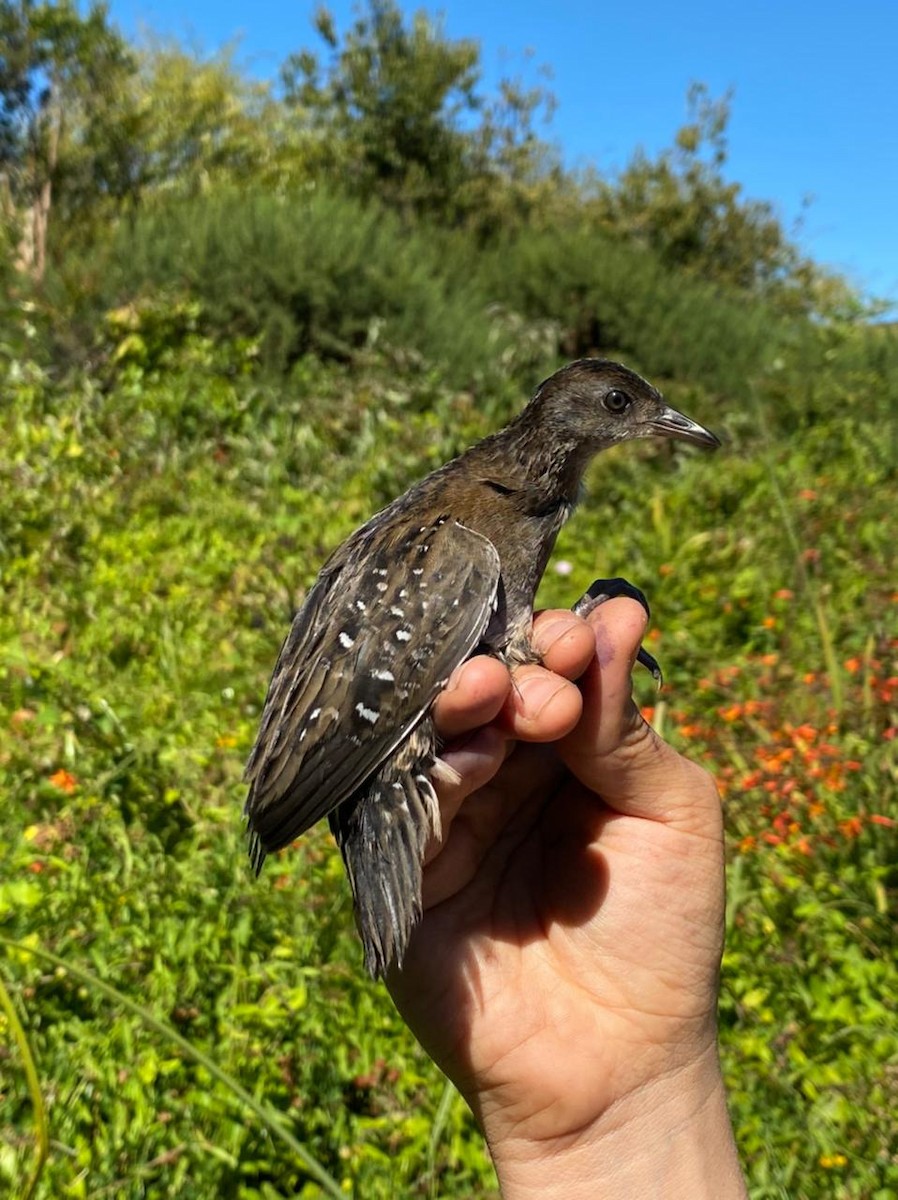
[533,359,721,452]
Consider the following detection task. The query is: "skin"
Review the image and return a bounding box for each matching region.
[388,598,748,1199]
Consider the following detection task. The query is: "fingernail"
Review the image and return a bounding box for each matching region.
[445,660,469,692]
[516,671,567,717]
[534,615,579,653]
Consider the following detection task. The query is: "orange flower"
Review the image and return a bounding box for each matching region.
[870,814,896,828]
[640,705,655,724]
[802,672,817,685]
[773,589,794,601]
[798,488,818,501]
[738,835,756,852]
[792,723,818,743]
[678,723,703,738]
[838,817,863,838]
[843,656,862,674]
[762,616,776,630]
[48,769,77,794]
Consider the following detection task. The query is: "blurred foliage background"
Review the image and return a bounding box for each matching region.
[1,2,896,1197]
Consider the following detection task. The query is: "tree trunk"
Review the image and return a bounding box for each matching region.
[18,90,63,281]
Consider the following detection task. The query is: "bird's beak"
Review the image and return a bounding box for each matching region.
[650,405,721,449]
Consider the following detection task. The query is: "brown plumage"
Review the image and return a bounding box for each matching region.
[245,359,721,976]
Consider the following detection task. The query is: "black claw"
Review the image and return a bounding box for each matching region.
[572,576,662,686]
[637,646,663,688]
[572,576,651,621]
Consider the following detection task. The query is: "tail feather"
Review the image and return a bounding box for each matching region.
[329,720,438,977]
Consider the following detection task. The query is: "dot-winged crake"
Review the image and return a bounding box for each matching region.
[244,359,721,976]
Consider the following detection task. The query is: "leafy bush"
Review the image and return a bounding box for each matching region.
[51,189,508,383]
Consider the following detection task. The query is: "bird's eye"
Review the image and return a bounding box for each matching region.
[603,389,632,414]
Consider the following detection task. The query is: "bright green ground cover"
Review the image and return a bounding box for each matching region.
[1,318,896,1197]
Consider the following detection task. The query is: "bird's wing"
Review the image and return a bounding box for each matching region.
[244,518,501,854]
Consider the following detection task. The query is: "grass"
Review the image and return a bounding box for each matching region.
[1,311,896,1197]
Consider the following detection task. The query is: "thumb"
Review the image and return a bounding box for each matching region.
[560,598,722,836]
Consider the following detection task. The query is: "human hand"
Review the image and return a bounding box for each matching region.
[388,598,747,1199]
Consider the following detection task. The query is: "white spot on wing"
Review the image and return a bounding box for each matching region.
[339,631,354,649]
[355,703,379,724]
[396,629,412,642]
[372,668,394,682]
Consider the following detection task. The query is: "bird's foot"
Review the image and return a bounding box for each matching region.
[572,577,663,686]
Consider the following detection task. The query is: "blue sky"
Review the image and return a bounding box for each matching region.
[109,0,898,306]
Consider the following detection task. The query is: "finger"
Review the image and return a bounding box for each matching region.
[424,725,509,865]
[560,598,721,833]
[433,655,511,741]
[531,609,596,680]
[498,664,584,742]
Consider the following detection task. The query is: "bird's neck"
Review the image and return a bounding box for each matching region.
[470,411,605,510]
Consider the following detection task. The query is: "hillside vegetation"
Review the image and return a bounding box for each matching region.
[1,3,896,1198]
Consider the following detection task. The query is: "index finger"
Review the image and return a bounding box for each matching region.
[431,610,595,742]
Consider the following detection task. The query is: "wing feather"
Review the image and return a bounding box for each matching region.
[245,518,500,852]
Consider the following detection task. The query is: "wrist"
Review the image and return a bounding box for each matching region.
[486,1047,747,1200]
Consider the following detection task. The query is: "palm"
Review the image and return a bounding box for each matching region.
[390,726,724,1143]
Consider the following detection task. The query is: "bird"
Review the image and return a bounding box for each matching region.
[244,359,721,977]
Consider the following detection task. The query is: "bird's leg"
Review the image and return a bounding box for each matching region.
[572,577,663,685]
